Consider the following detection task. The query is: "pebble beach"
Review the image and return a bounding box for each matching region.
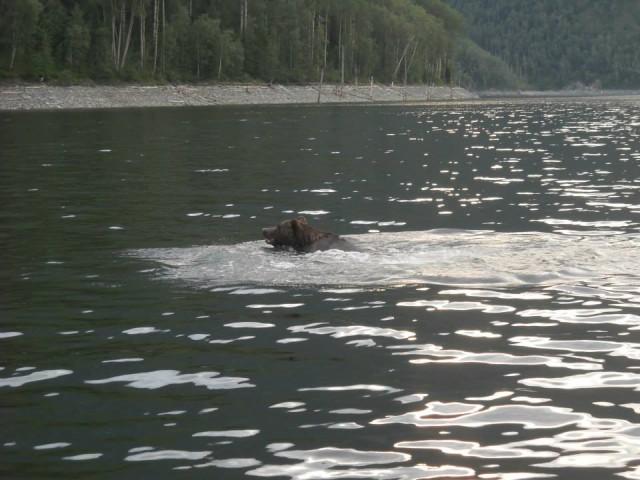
[0,83,477,111]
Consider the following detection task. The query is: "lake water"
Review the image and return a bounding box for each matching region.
[3,98,640,480]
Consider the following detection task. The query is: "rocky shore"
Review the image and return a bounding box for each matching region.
[0,83,477,111]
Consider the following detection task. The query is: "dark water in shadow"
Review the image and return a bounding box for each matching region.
[3,99,640,479]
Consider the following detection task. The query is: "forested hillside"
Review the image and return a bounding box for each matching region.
[5,0,638,89]
[445,0,640,89]
[0,0,466,85]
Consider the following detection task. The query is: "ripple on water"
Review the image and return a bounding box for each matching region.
[85,370,254,390]
[388,344,601,371]
[0,369,73,388]
[520,371,640,391]
[63,453,104,461]
[125,449,212,462]
[0,332,23,339]
[247,446,475,479]
[372,404,587,429]
[192,429,259,438]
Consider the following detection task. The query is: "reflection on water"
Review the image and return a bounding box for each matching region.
[4,98,640,479]
[136,229,640,289]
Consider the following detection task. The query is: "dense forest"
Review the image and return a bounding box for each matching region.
[0,0,466,86]
[3,0,640,89]
[445,0,640,89]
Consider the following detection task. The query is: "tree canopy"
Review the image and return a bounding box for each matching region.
[0,0,463,85]
[3,0,640,89]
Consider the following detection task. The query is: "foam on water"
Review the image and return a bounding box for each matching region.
[133,229,640,290]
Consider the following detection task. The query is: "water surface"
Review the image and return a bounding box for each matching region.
[3,98,640,479]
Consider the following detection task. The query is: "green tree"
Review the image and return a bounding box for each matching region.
[243,7,278,81]
[36,0,67,67]
[218,28,244,79]
[27,0,65,79]
[1,0,43,70]
[65,4,90,68]
[191,14,220,79]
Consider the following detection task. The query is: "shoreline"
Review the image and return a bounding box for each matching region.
[0,84,477,111]
[2,84,637,112]
[477,89,640,98]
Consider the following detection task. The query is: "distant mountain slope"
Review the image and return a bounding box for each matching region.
[454,37,526,90]
[445,0,640,89]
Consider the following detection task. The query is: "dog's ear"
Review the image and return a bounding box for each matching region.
[296,216,308,225]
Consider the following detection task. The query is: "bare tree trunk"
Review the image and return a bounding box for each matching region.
[117,3,124,69]
[309,5,315,65]
[196,44,200,79]
[152,0,159,74]
[111,1,118,69]
[140,0,145,68]
[120,1,136,70]
[404,41,419,87]
[9,26,18,70]
[244,0,248,34]
[161,0,165,74]
[350,17,356,77]
[317,67,324,103]
[218,38,224,79]
[240,0,248,36]
[340,45,345,92]
[393,39,412,81]
[338,16,342,73]
[323,9,328,68]
[289,43,293,69]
